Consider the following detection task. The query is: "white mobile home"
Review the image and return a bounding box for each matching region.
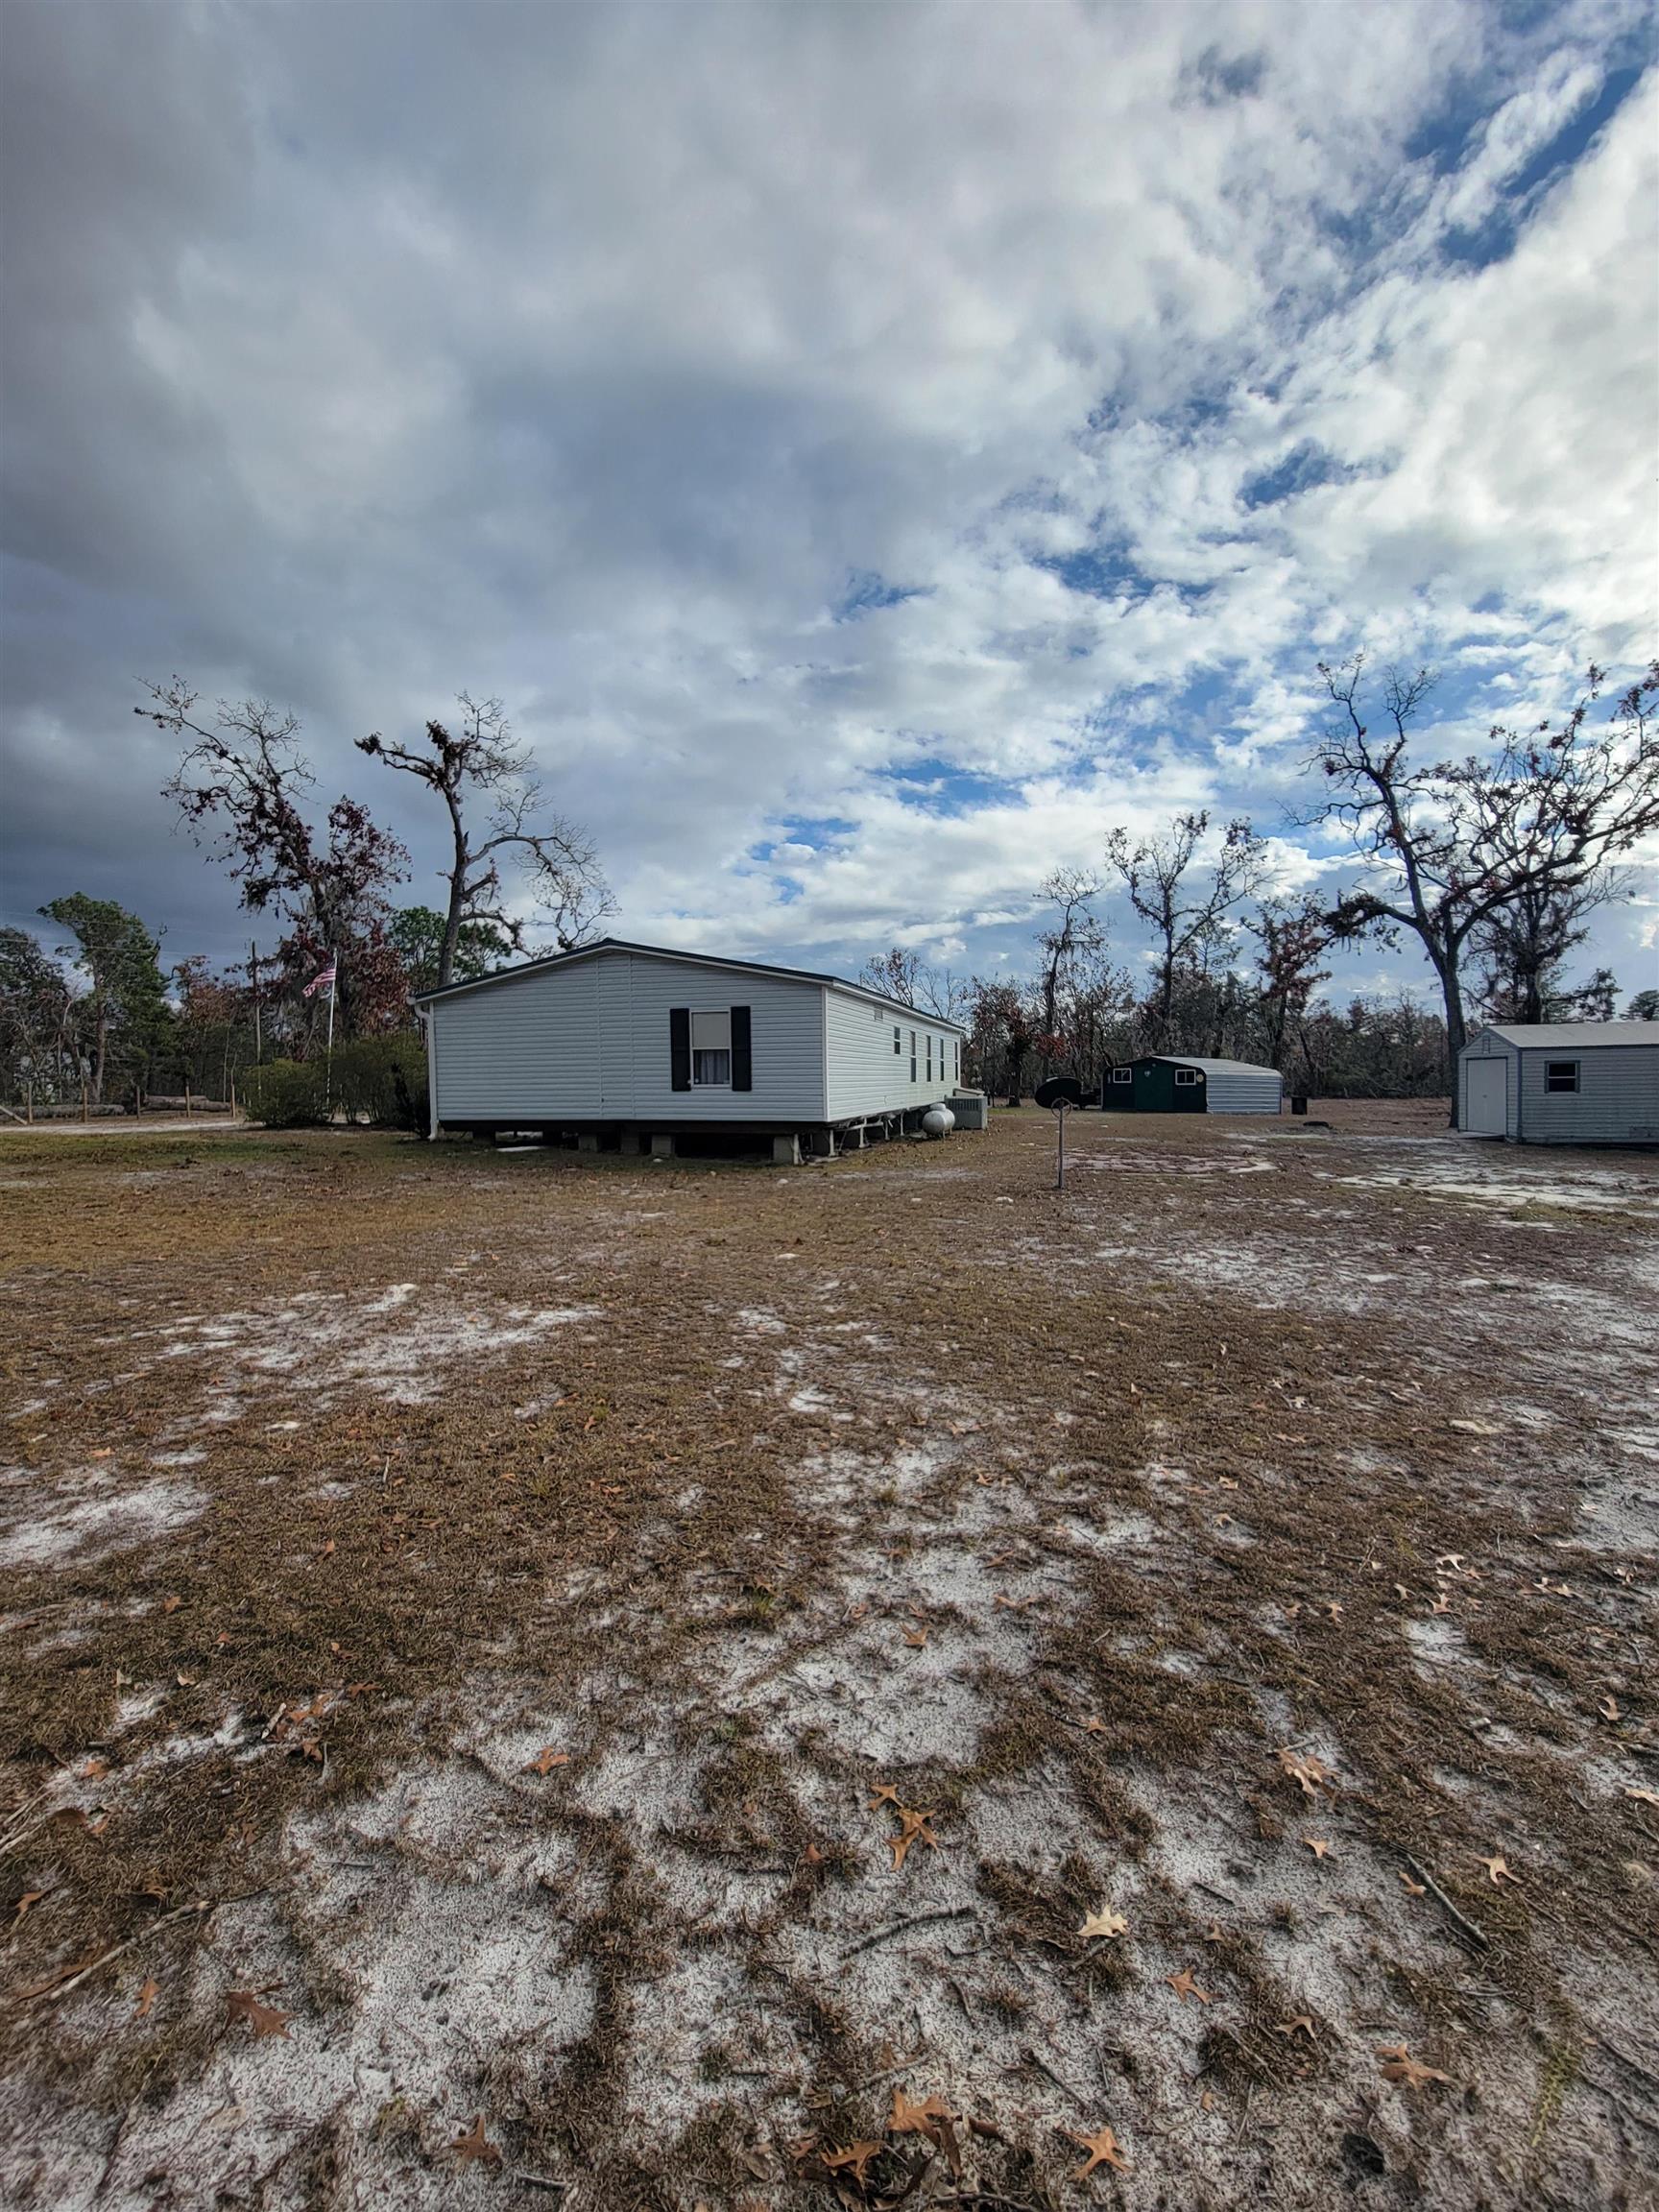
[1459,1022,1659,1145]
[414,938,972,1161]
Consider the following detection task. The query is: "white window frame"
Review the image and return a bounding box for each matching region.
[1111,1068,1132,1086]
[1544,1060,1579,1094]
[1174,1068,1201,1088]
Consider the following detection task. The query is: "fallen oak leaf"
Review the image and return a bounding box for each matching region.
[134,1976,160,2020]
[1398,1871,1427,1896]
[889,2086,952,2138]
[1598,1696,1621,1722]
[1069,2123,1131,2176]
[1277,1747,1334,1797]
[1078,1905,1128,1941]
[902,1626,928,1648]
[522,1748,570,1776]
[1166,1966,1213,2006]
[821,2141,885,2184]
[1304,1838,1333,1861]
[867,1781,902,1811]
[160,1595,182,1614]
[889,1809,939,1871]
[226,1990,290,2038]
[1274,2016,1316,2042]
[1377,2043,1453,2092]
[10,1889,46,1930]
[1479,1854,1522,1886]
[450,2114,502,2167]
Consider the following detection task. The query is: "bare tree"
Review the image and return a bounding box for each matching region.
[1034,869,1104,1070]
[1105,812,1265,1046]
[856,945,971,1022]
[141,680,408,1037]
[1306,655,1659,1118]
[1246,895,1332,1081]
[357,694,614,990]
[1470,877,1622,1024]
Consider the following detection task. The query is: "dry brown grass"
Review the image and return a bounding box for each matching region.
[1,1108,1655,2210]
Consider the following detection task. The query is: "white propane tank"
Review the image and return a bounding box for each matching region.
[921,1104,956,1140]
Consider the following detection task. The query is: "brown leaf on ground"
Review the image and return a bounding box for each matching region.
[133,1977,160,2020]
[890,2087,952,2137]
[867,1781,902,1811]
[1399,1871,1427,1896]
[902,1626,928,1648]
[1598,1696,1621,1721]
[1277,1747,1333,1797]
[1377,2043,1453,2091]
[226,1991,290,2038]
[1304,1837,1333,1860]
[1166,1967,1213,2006]
[83,1757,110,1779]
[523,1747,570,1775]
[160,1595,182,1613]
[1069,2123,1131,2176]
[889,1808,939,1871]
[1274,2016,1316,2042]
[821,2140,884,2183]
[1623,1787,1659,1808]
[10,1889,46,1930]
[1078,1906,1128,1940]
[1479,1853,1522,1886]
[451,2114,502,2167]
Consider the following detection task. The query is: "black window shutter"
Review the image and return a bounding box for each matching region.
[731,1004,753,1091]
[669,1006,691,1091]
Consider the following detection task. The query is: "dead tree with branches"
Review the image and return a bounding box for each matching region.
[1305,654,1659,1121]
[1105,812,1264,1048]
[357,694,614,991]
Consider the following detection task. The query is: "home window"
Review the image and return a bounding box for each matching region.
[691,1011,732,1087]
[1175,1068,1201,1088]
[1111,1069,1132,1086]
[1545,1060,1579,1094]
[926,1038,933,1082]
[894,1025,902,1055]
[910,1029,917,1081]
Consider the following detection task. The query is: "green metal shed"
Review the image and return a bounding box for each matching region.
[1100,1054,1283,1115]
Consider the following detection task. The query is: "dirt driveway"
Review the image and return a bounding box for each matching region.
[2,1107,1655,2211]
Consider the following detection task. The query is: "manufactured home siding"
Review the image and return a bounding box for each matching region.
[610,953,826,1121]
[431,959,602,1121]
[822,988,961,1121]
[1517,1044,1659,1144]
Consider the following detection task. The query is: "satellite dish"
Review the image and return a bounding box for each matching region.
[1034,1076,1085,1110]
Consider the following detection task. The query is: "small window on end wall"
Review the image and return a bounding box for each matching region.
[1111,1068,1132,1086]
[894,1024,902,1055]
[1545,1060,1579,1094]
[1175,1068,1201,1088]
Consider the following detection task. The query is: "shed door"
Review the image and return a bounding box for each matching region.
[1466,1057,1507,1136]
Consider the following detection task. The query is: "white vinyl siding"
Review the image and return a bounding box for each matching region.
[1460,1029,1659,1143]
[822,987,966,1120]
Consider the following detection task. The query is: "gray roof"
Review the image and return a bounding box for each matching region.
[412,934,968,1030]
[1476,1022,1659,1050]
[1148,1055,1282,1078]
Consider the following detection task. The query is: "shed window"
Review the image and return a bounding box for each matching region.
[1545,1060,1579,1094]
[1174,1068,1201,1088]
[691,1011,732,1087]
[1111,1068,1132,1085]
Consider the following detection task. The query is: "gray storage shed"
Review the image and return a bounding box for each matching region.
[414,937,970,1160]
[1459,1022,1659,1144]
[1100,1054,1283,1115]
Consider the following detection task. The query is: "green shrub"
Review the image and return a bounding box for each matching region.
[327,1036,428,1130]
[241,1059,326,1128]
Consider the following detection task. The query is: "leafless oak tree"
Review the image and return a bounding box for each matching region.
[357,694,614,990]
[1306,654,1659,1118]
[1105,812,1265,1046]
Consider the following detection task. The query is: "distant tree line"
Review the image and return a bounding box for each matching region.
[861,655,1658,1119]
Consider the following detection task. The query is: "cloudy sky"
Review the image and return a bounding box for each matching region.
[3,0,1655,1006]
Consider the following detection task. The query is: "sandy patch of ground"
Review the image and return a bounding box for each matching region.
[1,1109,1655,2210]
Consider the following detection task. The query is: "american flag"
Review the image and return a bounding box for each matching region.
[301,958,337,999]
